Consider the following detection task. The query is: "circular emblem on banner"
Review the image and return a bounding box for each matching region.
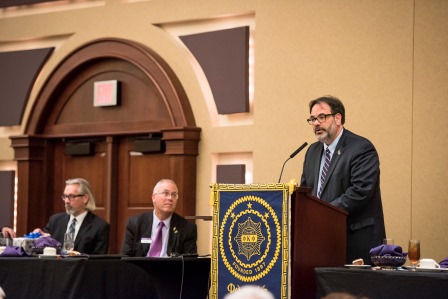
[219,195,281,282]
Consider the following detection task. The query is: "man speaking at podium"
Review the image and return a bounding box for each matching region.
[121,179,197,257]
[300,95,386,264]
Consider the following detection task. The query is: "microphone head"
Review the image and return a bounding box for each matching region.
[279,142,308,183]
[289,142,308,158]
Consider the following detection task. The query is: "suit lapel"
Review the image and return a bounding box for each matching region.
[75,212,92,248]
[167,214,179,255]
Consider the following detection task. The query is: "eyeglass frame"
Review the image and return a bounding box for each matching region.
[155,191,179,199]
[306,113,337,125]
[61,194,85,201]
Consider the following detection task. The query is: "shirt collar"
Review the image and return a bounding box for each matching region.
[324,128,344,154]
[152,211,172,228]
[70,210,88,223]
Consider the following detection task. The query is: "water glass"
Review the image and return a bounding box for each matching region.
[63,232,75,254]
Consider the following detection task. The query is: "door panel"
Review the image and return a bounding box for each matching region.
[116,137,170,252]
[54,139,109,217]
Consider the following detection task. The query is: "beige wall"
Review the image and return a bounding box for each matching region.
[0,0,447,261]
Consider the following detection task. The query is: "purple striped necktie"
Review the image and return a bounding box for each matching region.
[318,148,331,198]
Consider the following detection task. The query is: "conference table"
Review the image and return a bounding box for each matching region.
[315,267,448,299]
[0,256,210,299]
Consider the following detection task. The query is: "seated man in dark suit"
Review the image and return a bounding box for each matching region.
[34,178,110,254]
[121,179,197,257]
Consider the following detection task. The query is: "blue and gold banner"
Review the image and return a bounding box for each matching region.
[210,182,296,299]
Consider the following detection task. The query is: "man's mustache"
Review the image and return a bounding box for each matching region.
[314,126,326,134]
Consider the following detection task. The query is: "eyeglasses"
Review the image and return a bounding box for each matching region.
[155,191,178,199]
[306,113,336,125]
[61,194,84,201]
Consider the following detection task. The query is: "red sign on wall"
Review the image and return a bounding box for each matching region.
[94,80,119,107]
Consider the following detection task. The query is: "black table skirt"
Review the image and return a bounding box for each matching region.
[315,267,448,299]
[0,257,210,299]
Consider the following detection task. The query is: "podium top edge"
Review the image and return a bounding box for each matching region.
[210,183,302,189]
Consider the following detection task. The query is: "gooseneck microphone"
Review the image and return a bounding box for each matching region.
[277,142,308,183]
[170,230,180,257]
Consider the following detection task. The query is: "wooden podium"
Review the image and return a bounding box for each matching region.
[290,187,347,299]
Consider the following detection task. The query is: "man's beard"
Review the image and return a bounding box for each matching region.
[65,206,75,215]
[315,121,337,144]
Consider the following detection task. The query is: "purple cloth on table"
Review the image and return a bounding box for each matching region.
[0,246,30,257]
[439,257,448,268]
[34,236,62,248]
[369,244,407,257]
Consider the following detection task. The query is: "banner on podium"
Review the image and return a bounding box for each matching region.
[210,182,296,299]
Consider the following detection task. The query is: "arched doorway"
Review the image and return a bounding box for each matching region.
[11,38,200,253]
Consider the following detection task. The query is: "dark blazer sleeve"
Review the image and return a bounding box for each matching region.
[121,212,152,257]
[43,213,69,245]
[121,216,138,256]
[300,142,323,196]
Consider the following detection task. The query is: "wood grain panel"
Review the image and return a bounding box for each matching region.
[116,137,170,251]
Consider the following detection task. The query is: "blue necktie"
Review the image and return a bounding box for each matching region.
[68,218,76,235]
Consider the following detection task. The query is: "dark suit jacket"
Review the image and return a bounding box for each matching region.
[121,211,197,257]
[301,129,386,263]
[43,211,110,254]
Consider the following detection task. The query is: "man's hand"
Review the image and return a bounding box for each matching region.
[33,228,50,237]
[1,226,16,238]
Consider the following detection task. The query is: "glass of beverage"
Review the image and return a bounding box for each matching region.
[62,232,75,254]
[408,239,420,271]
[0,237,12,246]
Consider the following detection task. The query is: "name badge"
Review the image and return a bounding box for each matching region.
[141,238,152,244]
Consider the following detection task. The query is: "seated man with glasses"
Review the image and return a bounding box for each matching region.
[33,178,110,254]
[121,179,197,257]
